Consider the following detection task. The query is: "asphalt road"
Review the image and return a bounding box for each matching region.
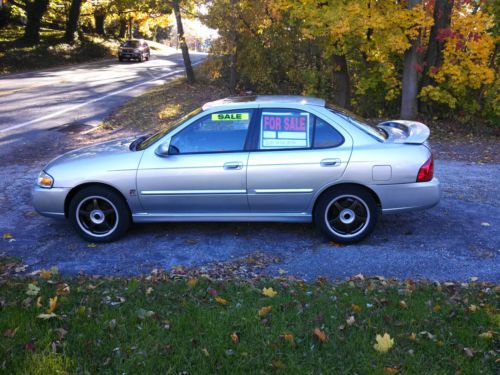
[0,50,206,136]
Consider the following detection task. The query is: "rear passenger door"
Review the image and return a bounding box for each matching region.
[247,108,352,213]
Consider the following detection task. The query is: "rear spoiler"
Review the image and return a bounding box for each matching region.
[377,120,430,144]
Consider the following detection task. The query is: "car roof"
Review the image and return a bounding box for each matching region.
[202,95,326,110]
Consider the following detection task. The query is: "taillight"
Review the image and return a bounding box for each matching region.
[416,155,434,182]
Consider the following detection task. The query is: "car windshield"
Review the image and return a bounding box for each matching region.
[327,104,387,140]
[123,40,141,48]
[136,107,203,151]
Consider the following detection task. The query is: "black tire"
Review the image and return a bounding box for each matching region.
[314,186,379,244]
[146,53,150,61]
[118,57,123,62]
[68,186,131,243]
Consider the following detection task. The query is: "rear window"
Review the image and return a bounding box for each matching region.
[313,117,344,148]
[123,40,141,48]
[327,104,386,140]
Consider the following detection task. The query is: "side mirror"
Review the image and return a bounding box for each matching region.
[155,140,171,156]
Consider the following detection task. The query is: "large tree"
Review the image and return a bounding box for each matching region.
[400,0,422,120]
[64,0,83,43]
[172,0,195,83]
[11,0,50,44]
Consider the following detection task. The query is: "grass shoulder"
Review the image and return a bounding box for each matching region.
[0,259,498,373]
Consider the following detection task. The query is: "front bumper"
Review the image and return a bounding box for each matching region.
[119,53,141,59]
[372,177,441,214]
[32,186,70,219]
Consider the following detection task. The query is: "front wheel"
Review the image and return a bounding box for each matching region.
[314,186,379,244]
[69,186,131,242]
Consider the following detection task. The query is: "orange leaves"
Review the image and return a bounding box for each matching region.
[258,306,272,317]
[313,328,327,343]
[230,332,239,344]
[186,278,198,288]
[215,296,229,305]
[351,303,362,313]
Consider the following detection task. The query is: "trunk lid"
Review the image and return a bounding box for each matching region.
[377,120,430,144]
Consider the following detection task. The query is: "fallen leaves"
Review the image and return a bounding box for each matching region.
[3,233,13,240]
[262,287,277,298]
[313,328,327,342]
[215,296,229,305]
[47,296,58,314]
[187,278,198,287]
[37,313,57,320]
[56,283,70,296]
[479,331,493,339]
[351,303,362,313]
[26,283,40,296]
[346,316,355,326]
[4,327,18,338]
[230,332,239,344]
[373,333,395,353]
[258,305,272,317]
[281,333,294,343]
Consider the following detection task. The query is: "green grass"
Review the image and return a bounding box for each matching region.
[0,266,498,374]
[0,26,119,74]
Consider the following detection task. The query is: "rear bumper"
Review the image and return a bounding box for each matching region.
[32,186,70,219]
[371,178,440,214]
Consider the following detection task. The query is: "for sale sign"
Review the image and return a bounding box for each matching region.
[260,112,310,149]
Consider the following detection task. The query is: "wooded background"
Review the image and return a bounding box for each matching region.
[1,0,498,122]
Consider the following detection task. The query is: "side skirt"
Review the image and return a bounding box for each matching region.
[132,212,312,223]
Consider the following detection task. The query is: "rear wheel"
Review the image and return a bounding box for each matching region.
[314,186,378,244]
[69,186,131,242]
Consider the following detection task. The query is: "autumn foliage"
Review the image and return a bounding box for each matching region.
[204,0,498,122]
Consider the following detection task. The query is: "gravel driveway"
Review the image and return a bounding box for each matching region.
[0,128,498,282]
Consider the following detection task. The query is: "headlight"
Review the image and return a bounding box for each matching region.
[37,171,54,189]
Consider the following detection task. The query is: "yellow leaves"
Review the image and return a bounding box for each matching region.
[468,304,478,313]
[432,304,441,313]
[36,297,43,308]
[373,333,395,354]
[186,278,198,288]
[47,296,58,314]
[26,283,40,296]
[313,328,327,342]
[258,306,272,317]
[409,332,417,341]
[3,233,13,240]
[351,304,362,313]
[230,332,239,344]
[40,269,52,280]
[215,296,229,305]
[262,287,277,298]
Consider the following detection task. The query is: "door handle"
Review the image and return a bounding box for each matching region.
[223,162,243,170]
[320,158,341,167]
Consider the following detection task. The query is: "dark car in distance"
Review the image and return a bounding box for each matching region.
[118,40,150,62]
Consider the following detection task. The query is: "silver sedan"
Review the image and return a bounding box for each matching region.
[33,96,440,243]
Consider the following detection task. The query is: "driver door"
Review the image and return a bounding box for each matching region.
[136,109,254,214]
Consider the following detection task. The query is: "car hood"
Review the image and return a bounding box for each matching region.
[45,137,138,170]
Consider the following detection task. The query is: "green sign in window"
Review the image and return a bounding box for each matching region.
[211,113,249,121]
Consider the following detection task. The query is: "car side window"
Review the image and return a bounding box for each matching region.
[170,110,253,154]
[258,109,313,150]
[313,117,344,148]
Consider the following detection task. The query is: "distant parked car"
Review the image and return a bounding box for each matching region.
[118,40,150,62]
[33,96,440,243]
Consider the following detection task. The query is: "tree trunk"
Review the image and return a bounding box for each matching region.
[420,0,454,89]
[94,11,105,35]
[23,0,50,45]
[64,0,83,44]
[400,0,421,120]
[118,17,126,39]
[331,54,350,108]
[228,0,238,93]
[128,17,133,39]
[173,0,195,83]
